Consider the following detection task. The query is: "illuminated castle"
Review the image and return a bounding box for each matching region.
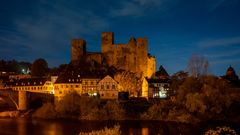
[71,32,156,78]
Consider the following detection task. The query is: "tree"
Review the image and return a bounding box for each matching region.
[55,91,81,116]
[171,71,189,93]
[114,71,142,97]
[31,58,49,77]
[187,54,209,77]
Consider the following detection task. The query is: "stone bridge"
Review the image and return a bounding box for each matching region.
[0,89,54,111]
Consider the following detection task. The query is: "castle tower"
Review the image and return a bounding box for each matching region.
[101,32,114,53]
[71,39,86,62]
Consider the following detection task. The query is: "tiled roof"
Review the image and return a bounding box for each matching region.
[155,65,169,78]
[8,77,47,86]
[55,62,115,83]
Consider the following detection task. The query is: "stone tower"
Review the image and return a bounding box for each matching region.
[101,32,114,53]
[71,39,86,62]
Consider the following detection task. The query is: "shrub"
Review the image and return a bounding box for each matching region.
[204,126,237,135]
[55,91,81,117]
[32,103,56,119]
[79,125,121,135]
[100,101,125,120]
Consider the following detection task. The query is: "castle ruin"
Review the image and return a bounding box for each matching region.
[71,32,156,78]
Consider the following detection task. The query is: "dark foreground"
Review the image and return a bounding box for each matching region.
[0,118,239,135]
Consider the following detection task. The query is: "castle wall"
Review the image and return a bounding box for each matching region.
[85,52,103,64]
[147,56,156,78]
[100,32,154,78]
[71,32,156,78]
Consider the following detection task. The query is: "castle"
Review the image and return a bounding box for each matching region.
[71,32,156,78]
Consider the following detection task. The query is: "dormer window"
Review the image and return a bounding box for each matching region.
[40,82,42,85]
[69,79,71,82]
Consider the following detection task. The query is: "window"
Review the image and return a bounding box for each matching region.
[101,85,104,89]
[106,85,109,89]
[76,85,79,88]
[112,85,115,89]
[91,81,93,85]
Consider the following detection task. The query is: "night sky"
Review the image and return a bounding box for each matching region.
[1,0,240,76]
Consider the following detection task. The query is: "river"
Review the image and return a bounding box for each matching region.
[0,118,239,135]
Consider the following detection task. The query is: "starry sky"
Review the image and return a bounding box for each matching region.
[1,0,240,76]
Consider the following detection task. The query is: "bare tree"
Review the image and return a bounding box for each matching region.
[187,54,209,77]
[114,71,142,97]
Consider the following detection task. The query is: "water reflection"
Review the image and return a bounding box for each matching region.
[0,118,239,135]
[17,118,26,135]
[0,119,197,135]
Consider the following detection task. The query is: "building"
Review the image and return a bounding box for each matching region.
[142,65,171,99]
[54,75,82,102]
[10,78,54,94]
[54,65,103,101]
[221,66,240,86]
[81,76,100,96]
[71,32,156,78]
[97,75,119,99]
